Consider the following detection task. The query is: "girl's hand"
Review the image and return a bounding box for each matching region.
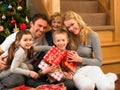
[29,71,39,79]
[63,72,73,80]
[41,66,59,75]
[68,50,82,63]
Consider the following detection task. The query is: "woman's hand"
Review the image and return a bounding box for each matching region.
[68,50,82,63]
[63,72,73,80]
[29,71,39,79]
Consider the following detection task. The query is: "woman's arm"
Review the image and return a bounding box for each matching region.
[82,32,102,66]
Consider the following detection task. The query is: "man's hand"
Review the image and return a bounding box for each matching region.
[0,56,7,70]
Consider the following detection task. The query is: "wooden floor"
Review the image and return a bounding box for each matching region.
[115,74,120,90]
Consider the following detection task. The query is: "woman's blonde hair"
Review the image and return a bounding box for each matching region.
[62,11,92,50]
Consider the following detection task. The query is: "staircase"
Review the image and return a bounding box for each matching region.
[60,0,120,74]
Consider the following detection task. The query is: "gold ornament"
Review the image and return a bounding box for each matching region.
[13,24,19,32]
[17,6,22,11]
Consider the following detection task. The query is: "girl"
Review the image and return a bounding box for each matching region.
[0,30,50,79]
[62,11,117,90]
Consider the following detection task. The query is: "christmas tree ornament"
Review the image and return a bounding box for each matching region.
[25,16,29,23]
[18,0,23,2]
[0,1,3,4]
[17,6,22,11]
[19,23,27,30]
[2,3,8,10]
[11,8,16,15]
[13,24,19,32]
[5,28,11,35]
[11,19,16,24]
[8,4,12,9]
[2,14,6,20]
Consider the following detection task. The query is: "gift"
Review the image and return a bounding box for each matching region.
[12,84,32,90]
[43,46,66,66]
[38,60,49,70]
[60,51,77,72]
[38,60,63,81]
[36,83,66,90]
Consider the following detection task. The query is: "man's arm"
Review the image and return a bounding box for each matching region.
[0,56,7,70]
[0,32,17,55]
[0,47,4,55]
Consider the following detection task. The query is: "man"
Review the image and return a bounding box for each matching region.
[0,13,76,90]
[0,13,49,89]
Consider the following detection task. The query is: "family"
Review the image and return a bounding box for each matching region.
[0,11,118,90]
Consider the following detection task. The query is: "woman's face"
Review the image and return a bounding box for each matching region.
[64,19,80,35]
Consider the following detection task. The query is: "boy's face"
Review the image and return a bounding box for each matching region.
[53,33,69,51]
[51,16,62,31]
[18,34,33,50]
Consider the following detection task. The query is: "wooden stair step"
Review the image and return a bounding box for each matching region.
[79,13,107,26]
[60,0,98,13]
[91,25,115,31]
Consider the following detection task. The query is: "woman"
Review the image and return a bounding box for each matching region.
[62,11,117,90]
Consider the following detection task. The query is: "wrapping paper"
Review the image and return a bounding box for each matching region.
[60,51,77,72]
[43,46,66,66]
[38,60,63,81]
[36,83,66,90]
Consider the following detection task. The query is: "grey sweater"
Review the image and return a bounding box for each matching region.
[76,31,102,67]
[10,46,51,76]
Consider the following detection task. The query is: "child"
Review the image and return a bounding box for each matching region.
[0,30,50,79]
[38,29,74,82]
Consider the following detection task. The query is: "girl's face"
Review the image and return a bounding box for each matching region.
[18,34,33,50]
[64,19,80,35]
[51,16,62,31]
[53,33,69,52]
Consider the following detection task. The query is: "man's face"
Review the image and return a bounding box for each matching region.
[30,19,48,39]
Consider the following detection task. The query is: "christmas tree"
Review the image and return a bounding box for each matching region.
[0,0,30,44]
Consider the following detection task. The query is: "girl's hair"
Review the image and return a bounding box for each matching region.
[6,30,34,66]
[52,29,73,50]
[52,29,69,40]
[62,11,92,50]
[49,12,63,26]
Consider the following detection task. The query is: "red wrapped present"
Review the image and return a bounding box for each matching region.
[38,60,49,70]
[36,83,66,90]
[43,46,66,66]
[60,51,77,72]
[38,60,63,81]
[12,84,32,90]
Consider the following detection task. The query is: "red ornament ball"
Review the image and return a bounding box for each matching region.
[11,19,16,24]
[18,0,22,2]
[19,23,27,30]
